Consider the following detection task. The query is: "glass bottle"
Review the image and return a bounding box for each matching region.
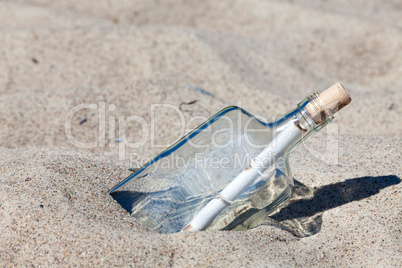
[110,83,351,234]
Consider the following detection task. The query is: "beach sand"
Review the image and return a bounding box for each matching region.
[0,0,401,266]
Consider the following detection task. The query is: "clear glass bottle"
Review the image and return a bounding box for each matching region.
[110,86,348,234]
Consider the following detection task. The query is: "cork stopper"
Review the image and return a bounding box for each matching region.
[305,83,352,124]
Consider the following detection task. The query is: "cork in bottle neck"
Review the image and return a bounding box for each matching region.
[304,83,352,129]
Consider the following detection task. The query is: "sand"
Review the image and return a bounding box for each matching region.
[0,0,401,266]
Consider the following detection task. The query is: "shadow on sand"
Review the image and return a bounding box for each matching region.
[228,175,400,237]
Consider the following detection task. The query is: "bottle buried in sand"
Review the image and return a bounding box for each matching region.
[110,83,352,234]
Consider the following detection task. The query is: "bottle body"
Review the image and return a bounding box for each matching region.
[110,97,330,234]
[206,155,293,231]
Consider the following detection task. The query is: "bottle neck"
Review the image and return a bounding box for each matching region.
[280,93,334,156]
[298,93,334,132]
